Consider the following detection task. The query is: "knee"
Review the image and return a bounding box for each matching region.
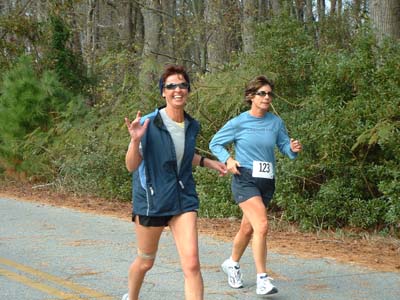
[239,222,254,238]
[141,258,155,272]
[181,255,201,277]
[132,257,155,273]
[132,249,157,273]
[254,219,269,236]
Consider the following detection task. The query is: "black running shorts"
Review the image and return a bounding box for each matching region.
[132,210,197,227]
[132,214,173,227]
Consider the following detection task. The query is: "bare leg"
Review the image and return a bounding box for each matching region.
[169,212,203,300]
[239,196,268,274]
[128,217,164,300]
[231,215,253,262]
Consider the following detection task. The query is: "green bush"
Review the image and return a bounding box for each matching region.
[44,15,89,94]
[273,27,400,232]
[194,167,240,218]
[0,56,75,180]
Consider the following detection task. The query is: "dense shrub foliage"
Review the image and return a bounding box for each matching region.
[0,56,78,180]
[45,15,89,94]
[0,17,399,234]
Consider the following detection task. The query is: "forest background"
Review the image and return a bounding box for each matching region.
[0,0,399,237]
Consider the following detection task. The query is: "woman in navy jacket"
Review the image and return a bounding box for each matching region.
[122,65,226,300]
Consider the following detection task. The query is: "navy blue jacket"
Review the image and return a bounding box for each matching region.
[132,107,200,216]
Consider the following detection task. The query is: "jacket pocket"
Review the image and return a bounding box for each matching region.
[150,180,180,214]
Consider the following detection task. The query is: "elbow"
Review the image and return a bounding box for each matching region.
[126,163,138,173]
[208,145,217,157]
[125,161,137,173]
[208,141,215,152]
[125,154,142,173]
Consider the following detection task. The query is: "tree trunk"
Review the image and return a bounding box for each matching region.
[370,0,400,43]
[159,0,176,65]
[124,0,134,48]
[330,0,337,15]
[270,0,281,16]
[206,0,226,71]
[191,0,207,73]
[139,0,162,88]
[258,0,268,20]
[353,0,361,25]
[305,0,313,22]
[86,0,99,76]
[294,0,305,21]
[135,3,144,53]
[241,0,257,54]
[71,15,82,56]
[317,0,325,21]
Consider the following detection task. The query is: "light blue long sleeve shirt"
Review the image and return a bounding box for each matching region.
[209,111,297,175]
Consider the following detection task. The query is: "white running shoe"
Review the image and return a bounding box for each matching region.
[221,258,243,288]
[256,274,278,295]
[121,293,129,300]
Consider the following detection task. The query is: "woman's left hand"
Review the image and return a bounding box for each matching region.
[290,138,302,153]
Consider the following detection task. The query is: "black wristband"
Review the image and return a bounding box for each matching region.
[199,156,205,167]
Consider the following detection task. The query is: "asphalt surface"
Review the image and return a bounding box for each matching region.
[1,197,399,300]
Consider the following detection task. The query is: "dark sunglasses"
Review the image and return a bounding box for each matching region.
[165,82,190,90]
[255,91,274,97]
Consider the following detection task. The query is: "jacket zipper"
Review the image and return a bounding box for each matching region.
[163,125,185,211]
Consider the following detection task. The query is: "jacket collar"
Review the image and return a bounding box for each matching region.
[154,106,195,128]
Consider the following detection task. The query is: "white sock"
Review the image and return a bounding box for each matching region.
[229,257,239,265]
[257,273,267,280]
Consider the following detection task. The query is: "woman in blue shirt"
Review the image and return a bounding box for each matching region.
[209,75,302,296]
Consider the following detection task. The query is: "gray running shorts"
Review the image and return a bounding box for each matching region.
[231,167,275,207]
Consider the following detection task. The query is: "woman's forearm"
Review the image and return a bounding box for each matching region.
[125,139,142,172]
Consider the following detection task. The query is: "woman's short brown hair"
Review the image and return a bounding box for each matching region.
[244,76,274,105]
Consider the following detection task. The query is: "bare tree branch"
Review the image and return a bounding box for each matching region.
[105,0,118,10]
[1,0,34,40]
[149,50,200,67]
[132,0,174,18]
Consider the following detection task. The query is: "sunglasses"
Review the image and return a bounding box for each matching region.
[255,91,274,97]
[164,82,190,90]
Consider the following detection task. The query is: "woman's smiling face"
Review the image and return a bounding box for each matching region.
[162,74,189,109]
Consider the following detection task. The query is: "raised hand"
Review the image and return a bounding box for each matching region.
[125,111,150,142]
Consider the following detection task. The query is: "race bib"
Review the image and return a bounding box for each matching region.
[252,161,274,179]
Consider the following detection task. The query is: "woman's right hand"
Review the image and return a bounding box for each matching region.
[226,157,241,175]
[125,111,149,142]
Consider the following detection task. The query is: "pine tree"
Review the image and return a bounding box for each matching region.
[0,56,71,177]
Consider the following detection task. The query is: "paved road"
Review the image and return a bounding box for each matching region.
[1,197,399,299]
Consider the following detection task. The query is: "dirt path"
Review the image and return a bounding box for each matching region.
[1,183,399,273]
